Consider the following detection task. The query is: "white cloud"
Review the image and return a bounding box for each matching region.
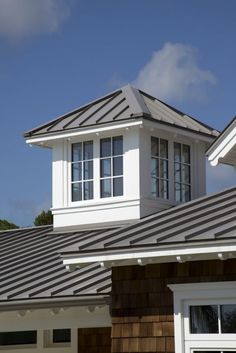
[0,0,71,40]
[133,42,216,102]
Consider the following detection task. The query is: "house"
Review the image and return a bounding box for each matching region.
[0,85,235,353]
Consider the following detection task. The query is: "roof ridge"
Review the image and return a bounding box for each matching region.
[121,84,150,117]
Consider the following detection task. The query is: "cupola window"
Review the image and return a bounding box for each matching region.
[174,142,191,202]
[151,137,169,199]
[100,136,123,198]
[71,141,94,201]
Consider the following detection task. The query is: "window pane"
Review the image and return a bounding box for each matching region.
[113,136,123,155]
[174,142,181,162]
[113,157,123,176]
[160,139,168,159]
[113,177,123,196]
[160,180,168,199]
[151,158,159,177]
[175,183,181,202]
[72,183,82,201]
[174,163,181,183]
[190,305,218,333]
[182,165,190,184]
[151,137,159,157]
[72,162,82,181]
[84,181,93,200]
[182,184,191,202]
[160,159,168,179]
[53,329,71,343]
[84,161,93,180]
[221,304,236,333]
[72,143,82,162]
[83,141,93,160]
[100,138,111,157]
[151,177,158,197]
[101,158,111,177]
[101,179,111,198]
[0,331,37,345]
[182,144,190,164]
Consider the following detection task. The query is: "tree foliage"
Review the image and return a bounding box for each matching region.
[0,219,19,230]
[34,210,53,226]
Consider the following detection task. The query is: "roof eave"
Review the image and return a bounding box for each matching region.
[0,295,110,312]
[62,237,236,268]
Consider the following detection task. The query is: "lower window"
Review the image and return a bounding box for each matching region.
[44,328,71,347]
[0,331,37,346]
[169,282,236,353]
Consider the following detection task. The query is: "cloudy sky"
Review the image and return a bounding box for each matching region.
[0,0,235,226]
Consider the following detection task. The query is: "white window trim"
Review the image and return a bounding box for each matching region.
[150,133,194,203]
[168,281,236,353]
[68,133,125,206]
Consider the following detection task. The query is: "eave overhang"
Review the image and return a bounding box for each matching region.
[61,237,236,269]
[207,117,236,166]
[0,295,110,312]
[25,116,216,149]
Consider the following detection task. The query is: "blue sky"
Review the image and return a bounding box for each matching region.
[0,0,235,226]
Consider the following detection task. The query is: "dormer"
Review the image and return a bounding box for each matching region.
[24,85,219,231]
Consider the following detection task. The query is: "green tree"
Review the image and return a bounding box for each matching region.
[34,210,53,226]
[0,219,19,230]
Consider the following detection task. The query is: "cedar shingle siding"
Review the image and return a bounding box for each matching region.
[78,327,111,353]
[111,259,236,353]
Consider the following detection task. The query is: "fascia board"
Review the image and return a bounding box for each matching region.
[168,281,236,294]
[25,120,143,145]
[0,296,109,311]
[62,239,236,266]
[208,127,236,166]
[143,119,216,144]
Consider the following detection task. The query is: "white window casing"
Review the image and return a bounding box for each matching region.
[168,282,236,353]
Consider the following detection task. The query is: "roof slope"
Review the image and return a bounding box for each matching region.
[60,187,236,254]
[24,85,218,138]
[0,226,112,301]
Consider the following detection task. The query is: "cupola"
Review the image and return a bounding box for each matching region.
[24,85,219,231]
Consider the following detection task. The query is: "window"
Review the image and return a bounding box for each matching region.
[71,141,93,201]
[53,329,71,343]
[151,137,169,199]
[174,142,191,202]
[169,282,236,353]
[190,304,236,334]
[0,331,37,346]
[100,136,123,198]
[44,329,71,347]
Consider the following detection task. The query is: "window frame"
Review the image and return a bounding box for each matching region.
[100,135,124,198]
[0,330,37,349]
[44,328,71,348]
[151,136,169,200]
[174,141,191,203]
[71,140,94,202]
[168,282,236,353]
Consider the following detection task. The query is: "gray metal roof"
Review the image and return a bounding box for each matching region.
[60,187,236,254]
[24,85,219,139]
[0,226,112,302]
[2,188,235,303]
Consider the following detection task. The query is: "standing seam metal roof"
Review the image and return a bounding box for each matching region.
[24,85,219,138]
[59,187,236,253]
[0,226,113,301]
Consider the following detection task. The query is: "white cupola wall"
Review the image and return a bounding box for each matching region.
[25,85,219,230]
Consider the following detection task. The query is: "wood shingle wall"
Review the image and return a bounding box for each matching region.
[78,327,111,353]
[111,259,236,353]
